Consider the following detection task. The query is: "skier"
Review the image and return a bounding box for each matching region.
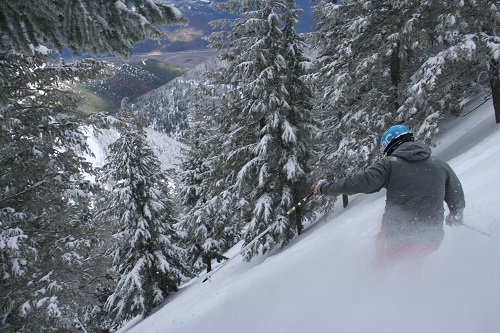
[310,125,465,268]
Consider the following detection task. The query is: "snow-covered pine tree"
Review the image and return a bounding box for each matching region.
[132,57,225,137]
[399,0,500,126]
[207,0,316,260]
[311,0,447,177]
[313,1,499,174]
[0,54,108,332]
[0,0,186,57]
[178,99,238,273]
[1,1,187,331]
[132,78,193,137]
[280,0,318,235]
[98,120,191,324]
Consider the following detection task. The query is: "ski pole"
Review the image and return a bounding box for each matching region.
[286,192,314,215]
[202,193,315,283]
[202,224,276,283]
[202,223,276,282]
[239,193,315,257]
[462,223,491,237]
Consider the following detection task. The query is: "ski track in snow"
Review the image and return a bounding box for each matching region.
[118,100,500,333]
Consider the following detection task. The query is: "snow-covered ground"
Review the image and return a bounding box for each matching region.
[119,99,500,333]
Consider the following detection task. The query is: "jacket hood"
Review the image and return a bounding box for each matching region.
[391,141,431,161]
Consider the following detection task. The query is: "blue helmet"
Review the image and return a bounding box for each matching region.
[380,125,414,155]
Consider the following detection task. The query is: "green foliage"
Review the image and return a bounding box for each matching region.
[310,0,499,179]
[0,53,109,332]
[87,59,188,110]
[0,0,187,57]
[203,0,316,260]
[0,0,188,331]
[98,123,191,324]
[71,83,113,114]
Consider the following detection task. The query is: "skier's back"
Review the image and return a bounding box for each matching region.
[311,125,465,266]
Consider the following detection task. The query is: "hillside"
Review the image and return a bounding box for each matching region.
[84,59,188,112]
[86,127,186,172]
[118,99,500,333]
[71,0,316,116]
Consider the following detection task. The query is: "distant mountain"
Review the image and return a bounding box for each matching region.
[74,1,315,115]
[132,0,315,54]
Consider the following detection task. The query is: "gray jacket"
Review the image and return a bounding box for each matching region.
[321,141,465,243]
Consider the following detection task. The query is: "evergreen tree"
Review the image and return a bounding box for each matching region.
[98,122,190,324]
[207,0,315,260]
[132,57,225,137]
[400,0,500,125]
[178,97,239,273]
[178,137,218,273]
[1,1,186,330]
[0,53,108,332]
[311,0,498,181]
[311,1,440,176]
[0,0,186,57]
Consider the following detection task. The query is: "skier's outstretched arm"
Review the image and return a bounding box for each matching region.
[311,160,389,196]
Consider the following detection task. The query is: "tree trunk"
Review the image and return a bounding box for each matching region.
[294,188,304,235]
[295,209,303,235]
[490,58,500,124]
[390,42,401,111]
[342,194,349,208]
[203,255,212,273]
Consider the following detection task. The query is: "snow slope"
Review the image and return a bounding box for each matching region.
[86,127,186,171]
[120,100,500,333]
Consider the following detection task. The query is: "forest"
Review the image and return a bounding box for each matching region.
[0,0,498,332]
